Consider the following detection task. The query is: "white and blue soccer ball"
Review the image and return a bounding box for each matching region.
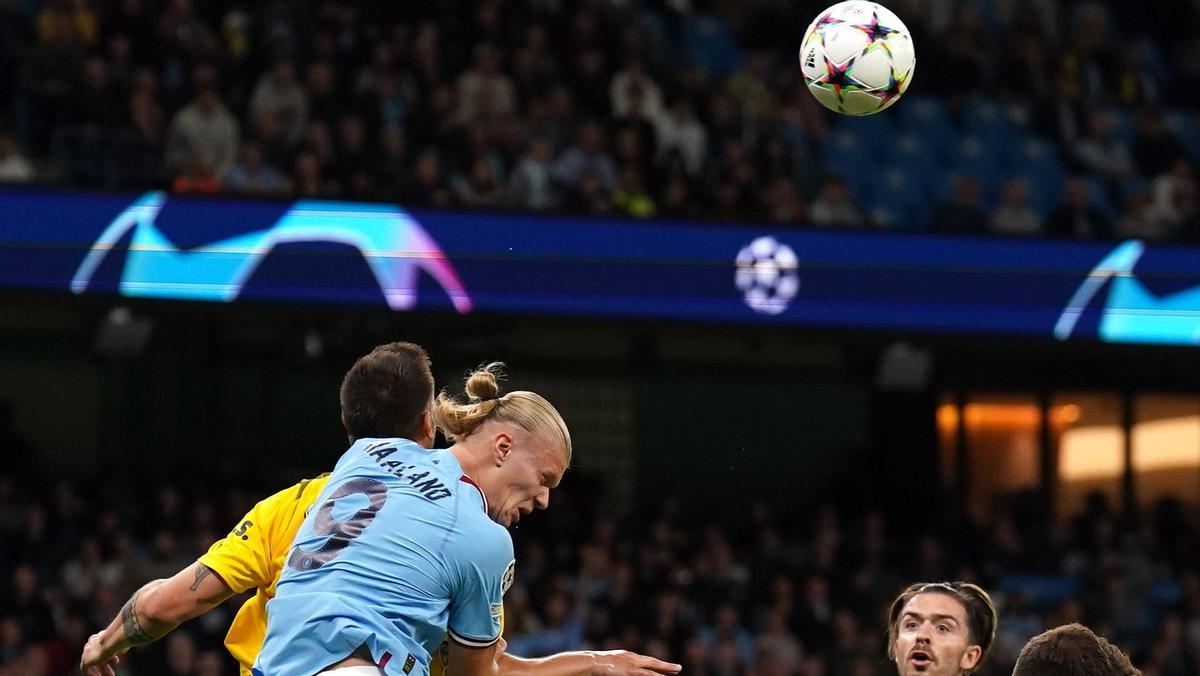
[735,237,799,316]
[800,1,916,116]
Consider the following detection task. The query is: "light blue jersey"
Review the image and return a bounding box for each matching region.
[254,438,514,676]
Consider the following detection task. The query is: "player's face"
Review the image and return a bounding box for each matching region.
[891,593,981,676]
[491,429,567,527]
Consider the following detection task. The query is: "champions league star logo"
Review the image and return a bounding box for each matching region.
[70,192,473,313]
[1056,240,1200,345]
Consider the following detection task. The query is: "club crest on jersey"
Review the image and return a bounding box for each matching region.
[502,560,516,595]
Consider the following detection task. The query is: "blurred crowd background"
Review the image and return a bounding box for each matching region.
[0,465,1196,676]
[0,0,1199,239]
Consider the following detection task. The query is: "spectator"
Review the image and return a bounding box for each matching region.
[658,176,695,220]
[610,59,665,126]
[165,80,239,180]
[0,0,31,117]
[656,99,708,177]
[810,177,864,228]
[455,44,517,124]
[249,58,308,146]
[1116,187,1165,241]
[223,141,290,197]
[509,136,558,211]
[552,121,617,192]
[1132,109,1181,178]
[335,114,372,179]
[454,156,506,208]
[376,127,408,196]
[931,176,988,234]
[291,149,326,198]
[761,177,806,224]
[69,55,120,128]
[612,124,653,184]
[1074,111,1135,186]
[700,604,756,666]
[991,178,1043,236]
[1147,158,1198,237]
[756,609,803,675]
[1045,176,1113,239]
[571,49,611,118]
[0,133,34,184]
[507,591,585,658]
[510,23,559,106]
[612,165,655,219]
[304,61,340,124]
[565,168,614,216]
[36,0,98,48]
[23,4,87,152]
[106,34,135,98]
[402,148,452,208]
[725,51,775,127]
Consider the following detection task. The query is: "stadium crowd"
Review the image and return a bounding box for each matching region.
[0,466,1196,676]
[0,0,1198,239]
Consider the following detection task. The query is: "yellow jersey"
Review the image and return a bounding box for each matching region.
[198,474,474,676]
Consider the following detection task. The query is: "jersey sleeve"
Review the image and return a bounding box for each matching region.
[445,520,514,648]
[197,476,325,594]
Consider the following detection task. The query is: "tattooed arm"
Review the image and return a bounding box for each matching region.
[80,562,234,675]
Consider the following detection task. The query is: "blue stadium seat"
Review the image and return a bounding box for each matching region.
[833,113,897,155]
[949,135,1005,204]
[898,95,950,131]
[682,13,744,78]
[962,98,1017,149]
[1007,171,1062,217]
[820,128,875,195]
[890,132,939,176]
[1011,137,1066,178]
[896,96,953,162]
[1087,177,1120,222]
[867,165,928,229]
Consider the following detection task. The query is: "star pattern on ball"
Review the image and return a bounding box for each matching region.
[819,55,867,99]
[875,68,909,106]
[815,11,844,28]
[852,11,899,43]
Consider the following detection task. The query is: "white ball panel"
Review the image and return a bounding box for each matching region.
[849,48,892,90]
[807,83,844,113]
[821,23,870,66]
[839,89,886,116]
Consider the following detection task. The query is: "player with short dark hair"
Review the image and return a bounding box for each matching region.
[886,581,998,676]
[256,364,681,676]
[1013,623,1140,676]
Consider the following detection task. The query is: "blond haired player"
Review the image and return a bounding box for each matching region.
[81,346,676,676]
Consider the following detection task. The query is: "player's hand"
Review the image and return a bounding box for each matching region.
[79,632,121,676]
[589,649,682,675]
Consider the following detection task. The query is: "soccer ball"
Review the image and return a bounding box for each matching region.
[735,237,800,316]
[799,1,916,116]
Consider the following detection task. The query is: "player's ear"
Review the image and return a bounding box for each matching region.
[417,410,434,448]
[492,432,513,465]
[959,644,982,671]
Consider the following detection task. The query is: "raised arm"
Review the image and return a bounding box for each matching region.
[446,641,682,676]
[79,562,234,675]
[79,476,325,675]
[496,648,682,676]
